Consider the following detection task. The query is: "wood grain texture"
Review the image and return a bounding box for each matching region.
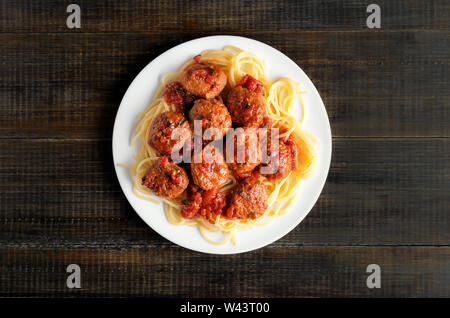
[0,139,448,247]
[0,246,448,297]
[0,31,449,138]
[0,0,449,298]
[0,0,449,32]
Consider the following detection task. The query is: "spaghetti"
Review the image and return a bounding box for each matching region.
[122,46,318,245]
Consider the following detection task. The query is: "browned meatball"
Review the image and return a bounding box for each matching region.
[142,156,189,199]
[259,130,298,180]
[226,175,268,219]
[226,86,266,127]
[189,98,232,141]
[225,127,261,176]
[191,145,229,191]
[163,81,195,112]
[148,111,192,156]
[181,62,227,99]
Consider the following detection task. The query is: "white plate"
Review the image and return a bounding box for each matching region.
[112,35,332,254]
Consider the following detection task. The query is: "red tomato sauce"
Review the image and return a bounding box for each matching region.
[191,69,216,86]
[163,81,195,109]
[193,55,202,64]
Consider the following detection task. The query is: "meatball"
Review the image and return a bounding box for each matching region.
[260,131,298,180]
[225,127,261,176]
[191,145,229,191]
[189,98,232,141]
[226,85,266,127]
[142,156,189,199]
[181,62,227,99]
[163,81,195,112]
[148,111,192,156]
[239,74,265,95]
[260,141,297,180]
[226,174,268,219]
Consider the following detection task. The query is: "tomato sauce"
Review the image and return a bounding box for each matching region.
[193,55,202,64]
[191,68,216,86]
[163,81,195,109]
[238,74,264,95]
[181,184,227,224]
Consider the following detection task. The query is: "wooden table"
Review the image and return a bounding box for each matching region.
[0,0,448,297]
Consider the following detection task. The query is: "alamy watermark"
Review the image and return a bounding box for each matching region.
[366,4,381,28]
[66,264,81,289]
[366,264,381,289]
[169,121,279,175]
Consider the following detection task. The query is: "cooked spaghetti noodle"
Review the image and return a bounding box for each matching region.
[122,46,318,245]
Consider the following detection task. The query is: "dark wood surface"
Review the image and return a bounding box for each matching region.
[0,0,448,297]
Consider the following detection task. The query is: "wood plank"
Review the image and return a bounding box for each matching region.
[0,138,448,247]
[0,0,448,32]
[0,246,448,297]
[0,31,448,138]
[0,0,447,299]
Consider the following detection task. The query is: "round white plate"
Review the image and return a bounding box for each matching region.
[112,35,332,254]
